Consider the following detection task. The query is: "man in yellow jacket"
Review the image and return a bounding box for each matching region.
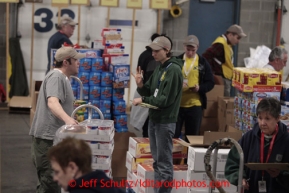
[203,24,246,96]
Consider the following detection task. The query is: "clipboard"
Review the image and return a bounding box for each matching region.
[139,103,159,109]
[245,163,289,170]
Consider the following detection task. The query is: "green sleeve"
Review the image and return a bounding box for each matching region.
[225,145,247,186]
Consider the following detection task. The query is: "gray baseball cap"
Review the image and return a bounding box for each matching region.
[227,24,247,37]
[55,47,85,62]
[147,36,171,51]
[183,35,199,47]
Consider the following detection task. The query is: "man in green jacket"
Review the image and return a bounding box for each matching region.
[132,35,183,193]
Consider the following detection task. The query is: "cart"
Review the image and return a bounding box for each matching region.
[204,138,244,193]
[71,103,104,120]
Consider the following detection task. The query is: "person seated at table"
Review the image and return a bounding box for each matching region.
[225,97,289,193]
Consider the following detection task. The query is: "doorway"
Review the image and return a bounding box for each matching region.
[188,0,240,64]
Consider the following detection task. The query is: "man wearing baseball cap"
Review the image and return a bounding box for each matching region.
[30,46,85,193]
[173,35,214,139]
[132,35,183,193]
[203,24,246,96]
[46,16,78,75]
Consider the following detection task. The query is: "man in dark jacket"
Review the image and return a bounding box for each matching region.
[46,16,76,75]
[132,35,183,193]
[174,35,214,139]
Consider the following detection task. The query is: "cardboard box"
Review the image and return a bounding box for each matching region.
[232,80,282,92]
[225,125,241,133]
[91,160,111,170]
[126,170,138,193]
[206,85,224,101]
[112,132,136,178]
[59,128,115,142]
[137,164,188,193]
[187,171,237,192]
[200,117,218,135]
[128,138,185,158]
[218,97,235,109]
[203,101,218,117]
[86,141,114,156]
[217,97,235,131]
[187,147,229,171]
[184,131,242,147]
[213,75,224,85]
[126,151,154,173]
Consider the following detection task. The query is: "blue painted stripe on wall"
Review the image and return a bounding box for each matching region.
[109,20,138,26]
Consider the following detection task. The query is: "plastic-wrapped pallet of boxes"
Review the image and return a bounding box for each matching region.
[232,67,282,133]
[100,28,130,132]
[187,146,237,193]
[54,119,115,178]
[126,137,188,193]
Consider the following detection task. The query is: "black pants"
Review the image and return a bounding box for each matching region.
[142,117,149,137]
[173,106,203,141]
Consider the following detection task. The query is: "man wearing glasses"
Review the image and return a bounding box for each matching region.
[46,16,77,75]
[264,46,288,72]
[30,47,85,193]
[203,24,246,96]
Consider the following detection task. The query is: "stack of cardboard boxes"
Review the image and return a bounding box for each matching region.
[201,85,224,134]
[217,97,235,132]
[187,147,236,193]
[126,137,187,193]
[57,121,115,177]
[232,68,282,132]
[185,132,243,193]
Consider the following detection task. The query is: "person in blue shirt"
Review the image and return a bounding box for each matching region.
[46,16,76,75]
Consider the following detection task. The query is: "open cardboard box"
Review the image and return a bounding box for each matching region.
[225,125,241,133]
[178,129,242,147]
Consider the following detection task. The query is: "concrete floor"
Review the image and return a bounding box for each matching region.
[0,109,141,193]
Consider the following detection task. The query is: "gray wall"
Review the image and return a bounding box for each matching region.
[239,0,276,66]
[162,0,277,67]
[163,1,190,56]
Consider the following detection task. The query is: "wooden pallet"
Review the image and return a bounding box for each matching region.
[8,96,31,114]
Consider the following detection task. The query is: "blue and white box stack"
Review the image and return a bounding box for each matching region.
[234,90,280,132]
[61,48,113,121]
[109,55,130,89]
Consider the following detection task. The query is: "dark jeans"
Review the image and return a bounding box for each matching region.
[173,106,203,141]
[142,117,149,137]
[31,137,61,193]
